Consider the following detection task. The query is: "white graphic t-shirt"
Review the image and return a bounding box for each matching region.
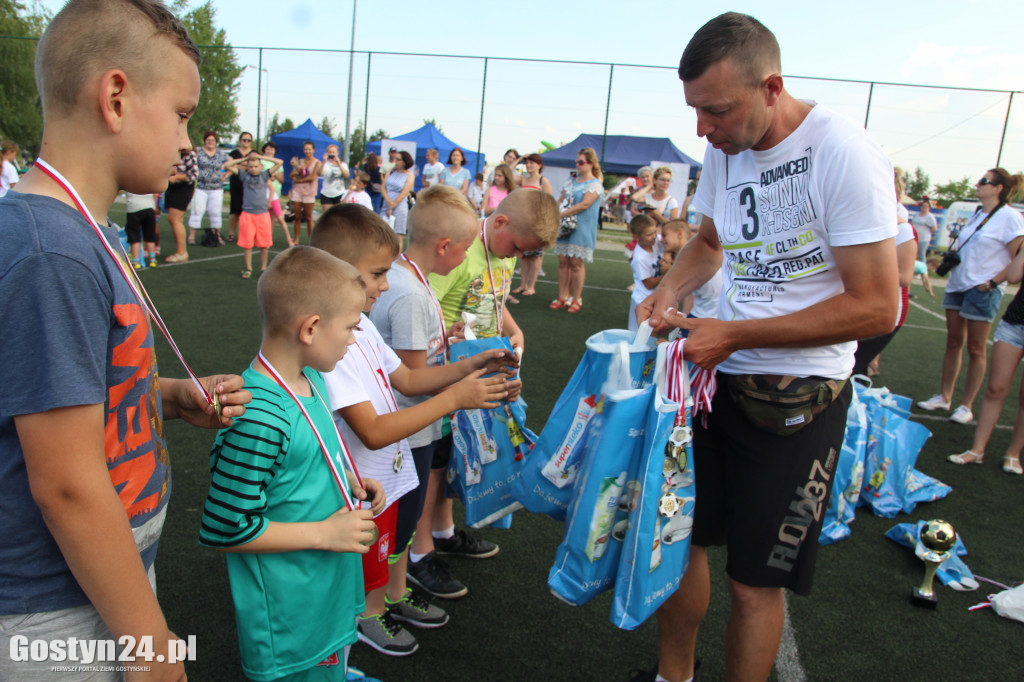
[692,103,896,379]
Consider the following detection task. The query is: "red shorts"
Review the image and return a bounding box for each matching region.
[362,503,397,592]
[238,212,272,249]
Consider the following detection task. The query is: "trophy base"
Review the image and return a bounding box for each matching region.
[911,587,938,610]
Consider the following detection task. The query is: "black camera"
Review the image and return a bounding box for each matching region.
[935,251,961,277]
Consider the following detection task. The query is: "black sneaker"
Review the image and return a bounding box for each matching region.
[433,528,499,559]
[406,552,468,599]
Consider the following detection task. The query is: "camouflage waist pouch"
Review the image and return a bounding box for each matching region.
[726,374,847,437]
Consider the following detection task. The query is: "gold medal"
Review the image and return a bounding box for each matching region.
[212,391,223,422]
[659,493,681,517]
[362,524,379,547]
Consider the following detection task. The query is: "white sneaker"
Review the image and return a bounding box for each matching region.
[949,406,974,424]
[917,394,951,411]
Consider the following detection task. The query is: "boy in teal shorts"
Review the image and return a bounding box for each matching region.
[200,246,385,681]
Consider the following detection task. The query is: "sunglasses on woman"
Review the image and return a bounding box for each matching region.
[977,177,1000,186]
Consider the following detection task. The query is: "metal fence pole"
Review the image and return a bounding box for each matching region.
[475,57,488,175]
[343,0,357,164]
[255,48,262,146]
[864,81,874,129]
[363,52,372,151]
[997,92,1014,168]
[601,64,614,166]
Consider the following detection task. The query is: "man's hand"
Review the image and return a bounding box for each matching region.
[164,375,250,428]
[673,315,736,368]
[636,287,686,334]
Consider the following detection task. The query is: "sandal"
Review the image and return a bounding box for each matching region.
[507,295,520,305]
[241,269,252,279]
[1003,456,1023,475]
[164,253,188,263]
[947,450,984,465]
[568,299,582,313]
[549,297,570,310]
[512,286,526,295]
[521,289,536,296]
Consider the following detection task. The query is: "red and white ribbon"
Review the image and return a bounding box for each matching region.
[34,158,215,409]
[257,352,362,510]
[479,219,507,335]
[400,254,448,362]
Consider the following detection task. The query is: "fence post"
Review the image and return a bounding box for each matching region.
[363,52,372,153]
[343,0,357,165]
[601,64,614,166]
[997,91,1014,168]
[863,81,874,129]
[255,48,262,146]
[476,57,488,175]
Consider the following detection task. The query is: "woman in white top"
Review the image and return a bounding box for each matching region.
[919,168,1024,426]
[630,166,679,225]
[909,197,938,262]
[319,144,349,207]
[0,140,20,197]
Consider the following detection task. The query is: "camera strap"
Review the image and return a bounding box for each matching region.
[949,203,1004,255]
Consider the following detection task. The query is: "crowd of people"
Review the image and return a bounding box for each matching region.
[3,3,1024,682]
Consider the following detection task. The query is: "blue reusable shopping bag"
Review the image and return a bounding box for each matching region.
[446,335,536,528]
[858,384,936,518]
[611,340,695,631]
[820,380,869,545]
[512,327,657,520]
[548,344,651,605]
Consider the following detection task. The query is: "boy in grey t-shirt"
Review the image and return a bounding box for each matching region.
[225,151,283,278]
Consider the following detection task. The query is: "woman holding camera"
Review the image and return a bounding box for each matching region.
[918,168,1024,425]
[319,144,349,207]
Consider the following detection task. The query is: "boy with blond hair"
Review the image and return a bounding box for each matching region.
[0,1,248,679]
[342,171,374,210]
[310,204,516,655]
[372,185,485,600]
[201,246,384,681]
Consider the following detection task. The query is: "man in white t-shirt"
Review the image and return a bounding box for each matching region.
[636,13,898,682]
[422,148,445,188]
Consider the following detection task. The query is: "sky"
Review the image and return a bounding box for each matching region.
[38,1,1024,183]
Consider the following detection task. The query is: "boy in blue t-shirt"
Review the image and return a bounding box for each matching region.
[200,246,385,681]
[225,150,283,278]
[0,3,248,680]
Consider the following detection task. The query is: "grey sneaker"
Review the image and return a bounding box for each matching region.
[387,588,449,629]
[357,611,418,656]
[407,552,468,599]
[434,528,499,559]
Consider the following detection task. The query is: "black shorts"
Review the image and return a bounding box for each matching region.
[393,434,452,554]
[320,194,342,206]
[124,208,157,244]
[691,373,852,595]
[164,181,194,211]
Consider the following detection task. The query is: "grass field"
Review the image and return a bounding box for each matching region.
[125,207,1024,681]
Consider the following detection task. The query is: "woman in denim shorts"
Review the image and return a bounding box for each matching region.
[918,168,1024,425]
[948,244,1024,474]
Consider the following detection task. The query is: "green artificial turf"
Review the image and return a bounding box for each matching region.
[124,206,1023,681]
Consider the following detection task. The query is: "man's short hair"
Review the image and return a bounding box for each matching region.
[495,189,560,247]
[36,0,200,118]
[629,214,656,237]
[678,12,780,87]
[310,204,400,264]
[407,184,478,246]
[258,245,364,336]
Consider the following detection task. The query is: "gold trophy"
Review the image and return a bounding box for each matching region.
[911,519,957,609]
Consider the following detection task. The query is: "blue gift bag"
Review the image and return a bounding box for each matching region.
[821,380,869,545]
[548,344,651,605]
[446,336,536,528]
[611,340,695,631]
[858,384,933,518]
[513,327,657,520]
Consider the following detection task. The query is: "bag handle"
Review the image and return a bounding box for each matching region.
[602,341,634,394]
[633,319,653,348]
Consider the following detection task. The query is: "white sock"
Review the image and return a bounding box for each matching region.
[409,551,427,563]
[432,525,455,540]
[655,676,690,682]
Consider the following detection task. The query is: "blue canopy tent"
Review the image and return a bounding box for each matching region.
[270,118,342,195]
[366,123,485,192]
[540,134,701,178]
